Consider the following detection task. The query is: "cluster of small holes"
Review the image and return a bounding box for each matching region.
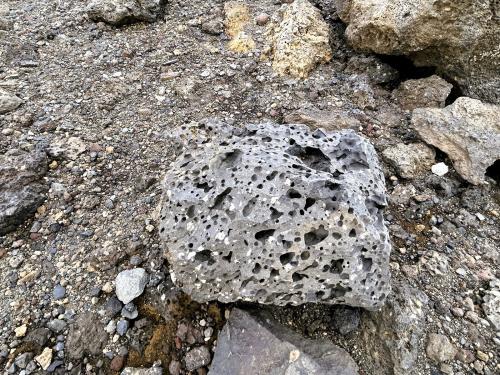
[159,123,391,309]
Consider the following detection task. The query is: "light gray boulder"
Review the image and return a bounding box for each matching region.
[87,0,166,25]
[208,308,358,375]
[160,122,391,310]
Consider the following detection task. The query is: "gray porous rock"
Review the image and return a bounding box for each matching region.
[87,0,166,26]
[335,0,500,104]
[0,149,48,235]
[160,122,391,310]
[208,308,359,375]
[412,97,500,185]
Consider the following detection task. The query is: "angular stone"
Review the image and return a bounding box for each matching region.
[335,0,500,104]
[0,89,22,114]
[66,312,107,359]
[160,122,391,310]
[382,143,436,179]
[359,281,429,374]
[35,348,52,371]
[121,365,163,375]
[412,97,500,185]
[266,0,332,78]
[426,333,457,363]
[87,0,166,26]
[115,268,148,304]
[208,308,358,375]
[284,107,361,132]
[482,279,500,330]
[185,346,211,371]
[224,1,255,53]
[0,149,48,235]
[392,76,453,111]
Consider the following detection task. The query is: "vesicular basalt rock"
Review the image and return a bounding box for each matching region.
[160,122,391,310]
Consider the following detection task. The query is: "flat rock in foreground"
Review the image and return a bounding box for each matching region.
[412,97,500,185]
[160,122,391,310]
[208,308,359,375]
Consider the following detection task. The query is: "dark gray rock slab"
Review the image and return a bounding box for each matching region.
[208,308,358,375]
[0,149,47,235]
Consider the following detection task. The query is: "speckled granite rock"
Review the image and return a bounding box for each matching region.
[0,149,47,235]
[160,122,391,310]
[209,308,359,375]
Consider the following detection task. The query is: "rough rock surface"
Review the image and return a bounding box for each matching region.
[426,333,457,363]
[0,89,23,114]
[412,97,500,185]
[482,279,500,330]
[335,0,500,104]
[0,149,48,235]
[115,268,148,304]
[209,308,359,375]
[224,1,255,53]
[66,313,107,360]
[392,76,453,111]
[359,281,429,374]
[382,143,435,179]
[160,122,391,310]
[87,0,166,25]
[266,0,332,78]
[284,107,361,131]
[121,365,163,375]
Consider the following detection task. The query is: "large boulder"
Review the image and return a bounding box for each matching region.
[0,149,47,235]
[209,308,359,375]
[411,97,500,185]
[335,0,500,104]
[160,122,391,310]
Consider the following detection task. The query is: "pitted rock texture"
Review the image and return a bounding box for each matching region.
[160,122,391,310]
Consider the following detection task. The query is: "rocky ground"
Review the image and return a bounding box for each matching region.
[0,0,499,374]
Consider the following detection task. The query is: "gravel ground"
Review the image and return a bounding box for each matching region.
[0,0,499,374]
